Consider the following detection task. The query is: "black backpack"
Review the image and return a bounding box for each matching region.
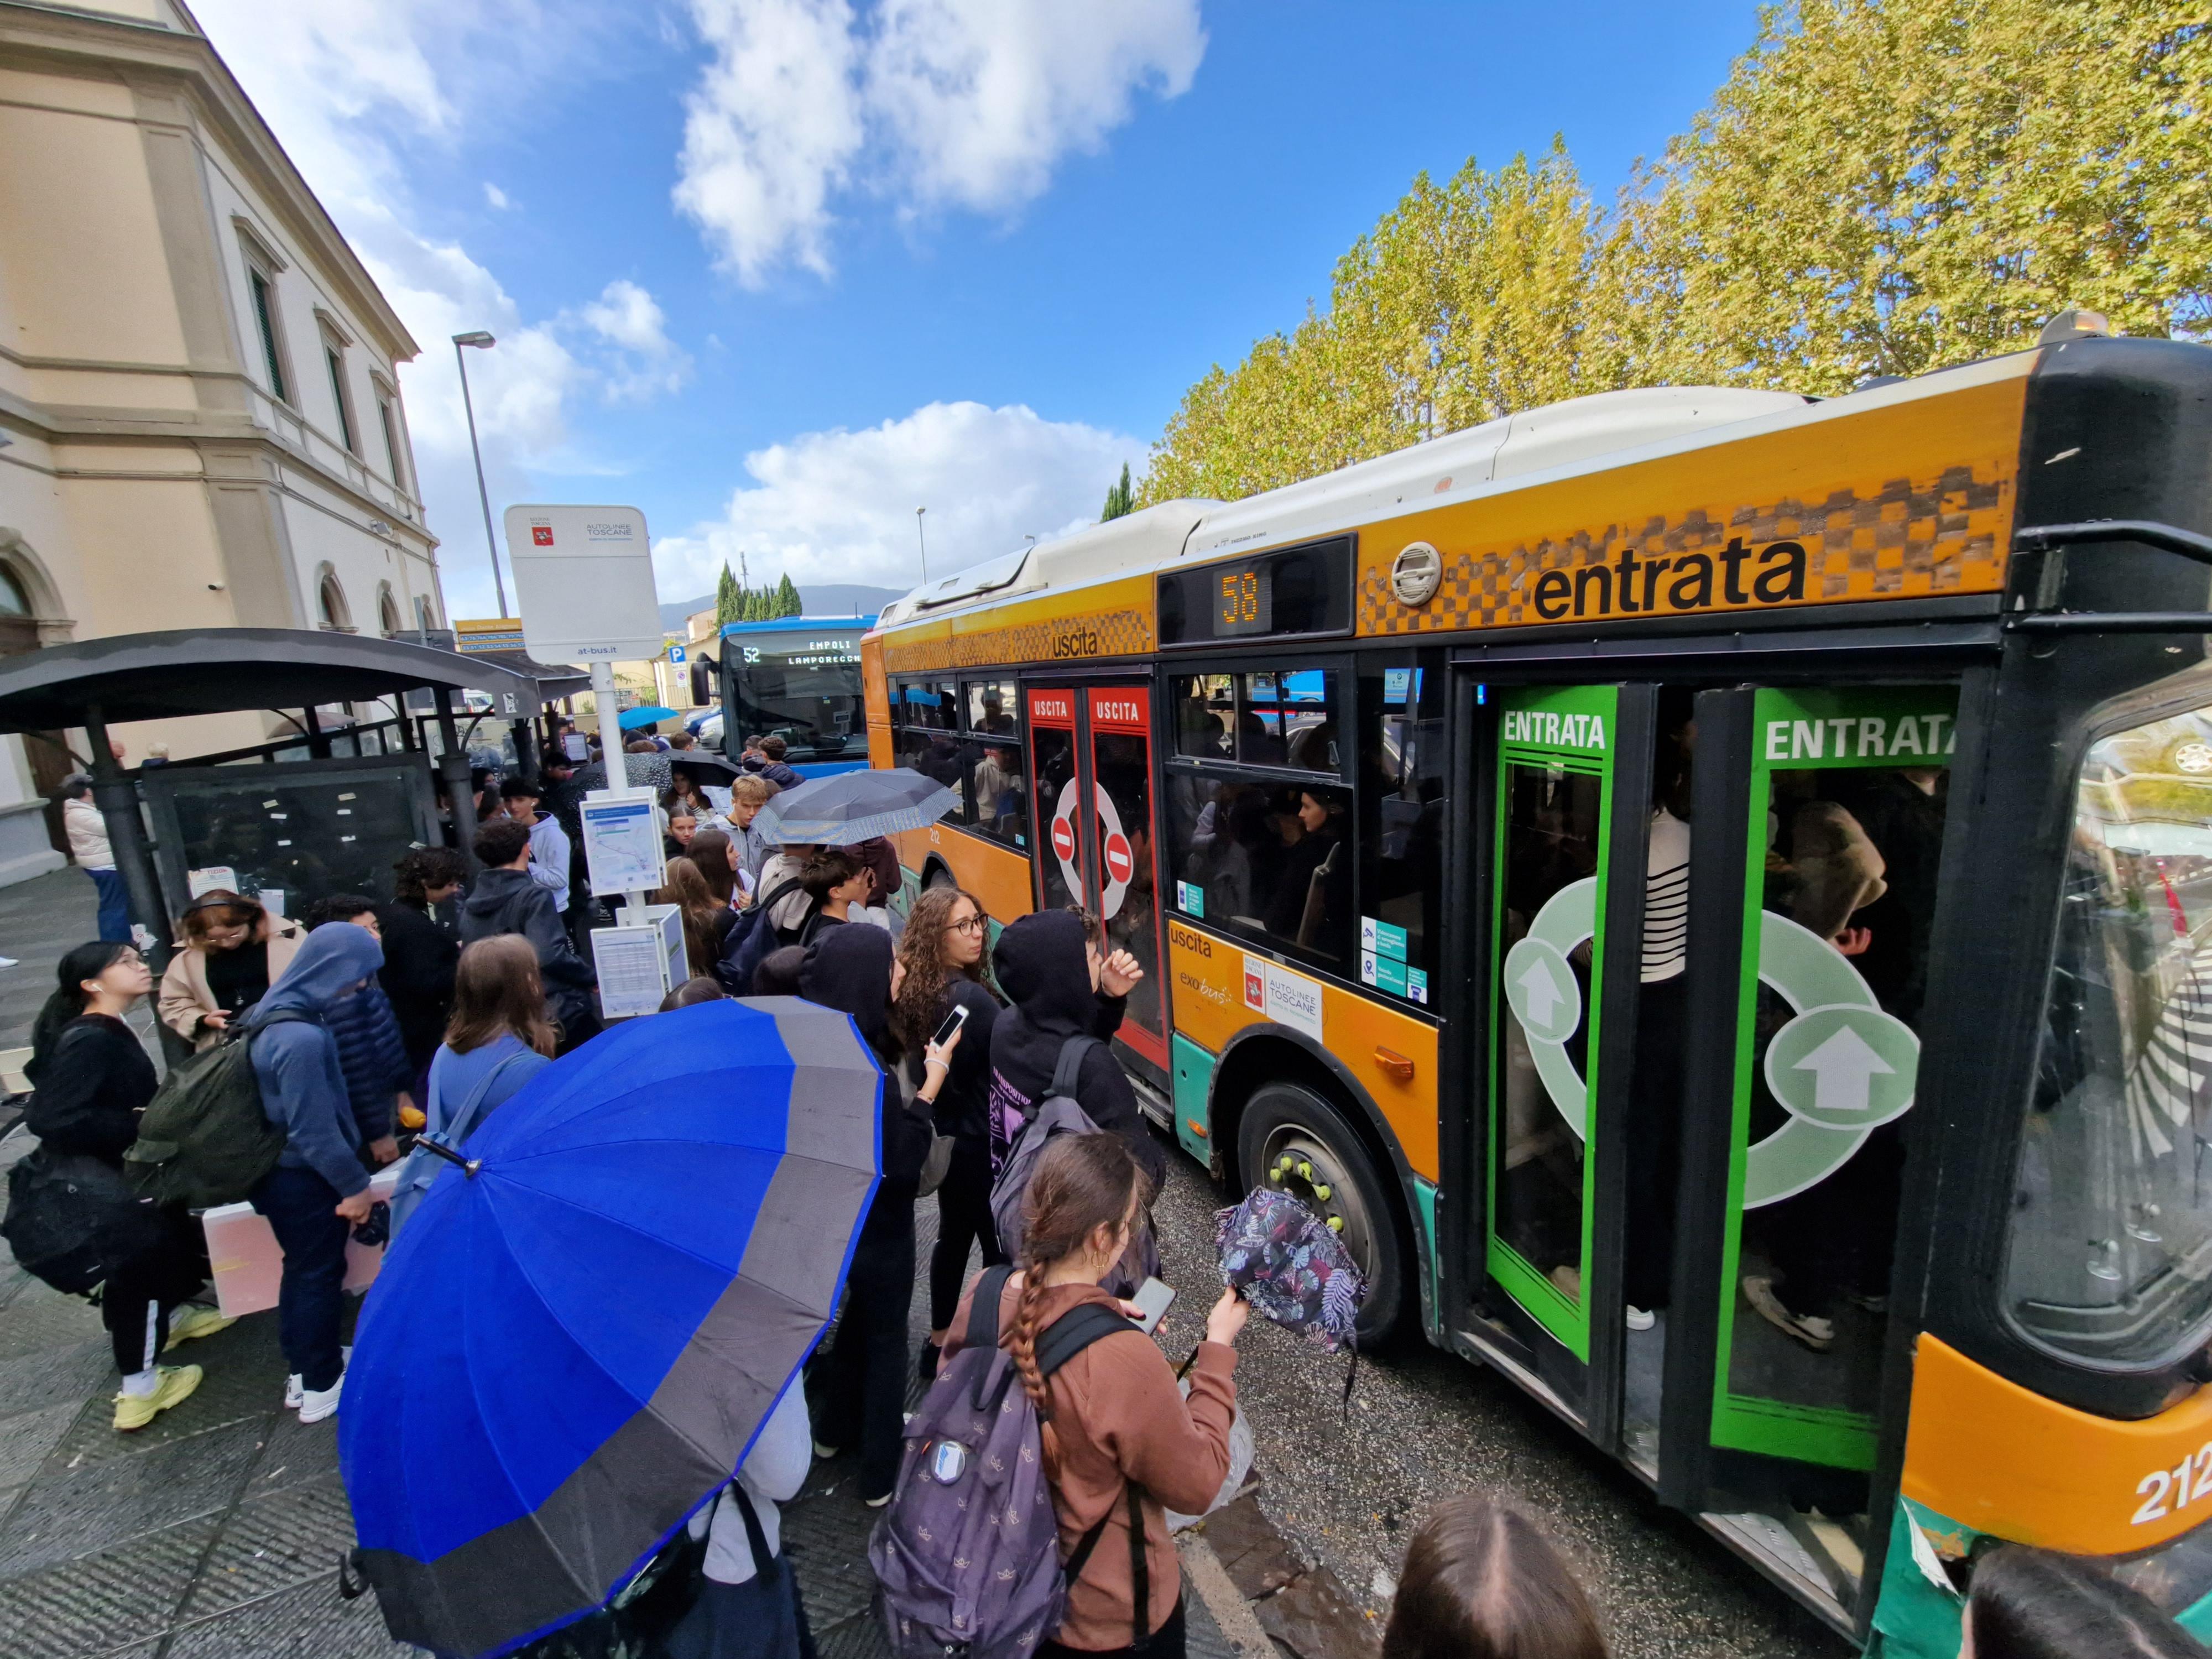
[715,877,817,993]
[123,1010,309,1209]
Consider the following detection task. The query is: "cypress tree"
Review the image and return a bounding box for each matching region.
[715,563,739,624]
[774,573,801,617]
[1101,462,1135,521]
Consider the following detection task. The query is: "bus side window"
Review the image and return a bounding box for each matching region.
[1357,663,1442,1001]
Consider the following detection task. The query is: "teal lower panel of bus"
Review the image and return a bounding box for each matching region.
[1171,1034,1214,1164]
[1413,1177,1439,1340]
[1868,1498,1964,1658]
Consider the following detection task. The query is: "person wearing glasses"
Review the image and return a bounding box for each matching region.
[891,885,1003,1380]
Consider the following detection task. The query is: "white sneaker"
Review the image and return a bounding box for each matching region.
[1625,1306,1656,1332]
[287,1347,350,1416]
[299,1375,343,1424]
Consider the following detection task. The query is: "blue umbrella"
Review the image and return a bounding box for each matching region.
[340,999,884,1657]
[754,765,959,846]
[618,704,679,730]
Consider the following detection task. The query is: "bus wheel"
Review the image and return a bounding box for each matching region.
[1238,1083,1407,1348]
[924,863,959,891]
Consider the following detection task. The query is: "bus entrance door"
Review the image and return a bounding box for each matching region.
[1022,685,1170,1082]
[1484,685,1623,1402]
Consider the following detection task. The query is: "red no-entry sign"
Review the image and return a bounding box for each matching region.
[1104,832,1133,885]
[1052,813,1078,862]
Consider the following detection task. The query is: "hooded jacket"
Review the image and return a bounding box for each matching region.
[458,865,596,1026]
[244,924,383,1197]
[986,910,1158,1185]
[799,925,932,1194]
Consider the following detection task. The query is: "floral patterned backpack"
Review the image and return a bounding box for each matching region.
[1214,1188,1368,1399]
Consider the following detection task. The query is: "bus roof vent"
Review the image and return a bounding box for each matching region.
[909,547,1031,611]
[1490,386,1808,481]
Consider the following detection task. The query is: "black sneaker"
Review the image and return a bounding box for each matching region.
[916,1341,941,1383]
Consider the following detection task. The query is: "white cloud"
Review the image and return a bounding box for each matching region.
[187,1,684,615]
[652,401,1140,598]
[483,181,513,209]
[674,0,1204,284]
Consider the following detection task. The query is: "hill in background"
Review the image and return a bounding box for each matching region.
[658,583,905,631]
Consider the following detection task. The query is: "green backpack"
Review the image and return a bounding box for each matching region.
[124,1011,309,1209]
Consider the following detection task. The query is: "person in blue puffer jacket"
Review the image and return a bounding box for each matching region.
[243,923,383,1424]
[303,896,414,1163]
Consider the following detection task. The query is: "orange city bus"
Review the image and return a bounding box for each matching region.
[856,332,2212,1652]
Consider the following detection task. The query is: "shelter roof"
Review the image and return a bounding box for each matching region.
[0,629,547,733]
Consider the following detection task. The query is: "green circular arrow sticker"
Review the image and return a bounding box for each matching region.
[1764,1004,1919,1131]
[1743,911,1921,1207]
[1503,877,1597,1140]
[1503,936,1582,1044]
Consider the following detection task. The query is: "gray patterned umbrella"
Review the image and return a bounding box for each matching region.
[754,765,958,845]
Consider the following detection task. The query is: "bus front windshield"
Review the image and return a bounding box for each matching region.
[729,632,866,761]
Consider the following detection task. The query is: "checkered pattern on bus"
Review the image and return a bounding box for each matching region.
[1356,465,2011,637]
[881,606,1155,674]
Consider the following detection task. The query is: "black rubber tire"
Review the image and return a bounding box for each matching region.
[1236,1081,1410,1349]
[924,862,960,891]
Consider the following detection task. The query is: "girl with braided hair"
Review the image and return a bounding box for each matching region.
[942,1135,1248,1659]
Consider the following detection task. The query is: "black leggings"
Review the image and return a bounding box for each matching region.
[812,1192,915,1500]
[930,1139,1006,1331]
[1039,1598,1185,1659]
[105,1208,206,1375]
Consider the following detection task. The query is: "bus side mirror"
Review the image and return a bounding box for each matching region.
[690,658,715,705]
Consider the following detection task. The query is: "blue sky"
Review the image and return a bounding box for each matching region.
[190,1,1762,620]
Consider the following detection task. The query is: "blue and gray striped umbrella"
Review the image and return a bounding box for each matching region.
[339,998,883,1657]
[754,765,959,846]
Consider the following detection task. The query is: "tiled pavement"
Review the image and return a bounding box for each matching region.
[0,869,1249,1659]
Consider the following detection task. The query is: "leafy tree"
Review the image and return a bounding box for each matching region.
[714,562,739,625]
[774,573,802,617]
[1140,0,2210,503]
[1100,463,1136,520]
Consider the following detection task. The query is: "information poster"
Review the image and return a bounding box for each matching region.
[581,793,666,896]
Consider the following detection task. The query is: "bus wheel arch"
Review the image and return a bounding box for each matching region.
[1211,1028,1416,1348]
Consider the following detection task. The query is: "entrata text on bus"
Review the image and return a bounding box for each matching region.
[858,337,2212,1651]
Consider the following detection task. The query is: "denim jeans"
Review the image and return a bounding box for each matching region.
[251,1164,351,1391]
[87,867,130,943]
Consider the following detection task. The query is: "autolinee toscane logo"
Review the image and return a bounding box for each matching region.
[1526,536,1808,622]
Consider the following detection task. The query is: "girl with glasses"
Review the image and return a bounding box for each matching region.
[891,884,1004,1379]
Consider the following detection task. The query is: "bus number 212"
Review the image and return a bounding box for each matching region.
[2134,1443,2212,1525]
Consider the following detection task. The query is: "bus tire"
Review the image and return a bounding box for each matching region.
[1237,1082,1408,1349]
[924,862,959,891]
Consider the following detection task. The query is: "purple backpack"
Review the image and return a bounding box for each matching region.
[870,1265,1144,1659]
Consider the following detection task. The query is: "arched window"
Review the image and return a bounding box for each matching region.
[379,586,403,637]
[0,567,29,619]
[318,572,353,633]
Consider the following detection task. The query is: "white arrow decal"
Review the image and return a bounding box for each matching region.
[1516,958,1567,1028]
[1793,1025,1893,1116]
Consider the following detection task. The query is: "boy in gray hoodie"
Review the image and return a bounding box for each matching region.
[244,923,382,1422]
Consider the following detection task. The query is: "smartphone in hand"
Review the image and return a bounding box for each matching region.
[931,1003,971,1047]
[1127,1275,1176,1334]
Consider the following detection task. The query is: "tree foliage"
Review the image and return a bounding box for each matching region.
[1101,462,1137,521]
[1141,0,2210,505]
[715,559,801,623]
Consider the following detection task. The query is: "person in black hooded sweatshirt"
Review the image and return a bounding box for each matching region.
[799,924,962,1505]
[985,907,1160,1188]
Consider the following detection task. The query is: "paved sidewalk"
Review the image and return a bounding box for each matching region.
[0,870,1261,1659]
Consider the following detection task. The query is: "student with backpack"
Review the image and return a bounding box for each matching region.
[388,936,556,1237]
[799,925,960,1506]
[987,909,1157,1186]
[304,896,414,1166]
[904,1133,1245,1659]
[19,942,232,1430]
[243,924,385,1423]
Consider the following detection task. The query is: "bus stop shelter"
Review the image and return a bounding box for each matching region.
[0,629,550,969]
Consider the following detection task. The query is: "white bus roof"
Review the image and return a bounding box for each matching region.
[872,381,1865,633]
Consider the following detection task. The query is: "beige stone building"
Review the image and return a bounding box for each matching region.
[0,0,445,883]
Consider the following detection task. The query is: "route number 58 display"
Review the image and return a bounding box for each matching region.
[2133,1442,2212,1525]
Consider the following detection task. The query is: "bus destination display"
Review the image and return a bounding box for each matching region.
[1157,536,1352,647]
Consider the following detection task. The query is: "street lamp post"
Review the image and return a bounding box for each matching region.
[453,331,508,618]
[914,505,929,584]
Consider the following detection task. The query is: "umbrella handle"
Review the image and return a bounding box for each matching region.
[418,1138,483,1178]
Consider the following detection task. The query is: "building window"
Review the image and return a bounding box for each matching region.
[378,587,402,637]
[248,267,288,403]
[318,572,353,633]
[0,565,29,618]
[414,596,435,635]
[375,386,408,490]
[325,342,358,453]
